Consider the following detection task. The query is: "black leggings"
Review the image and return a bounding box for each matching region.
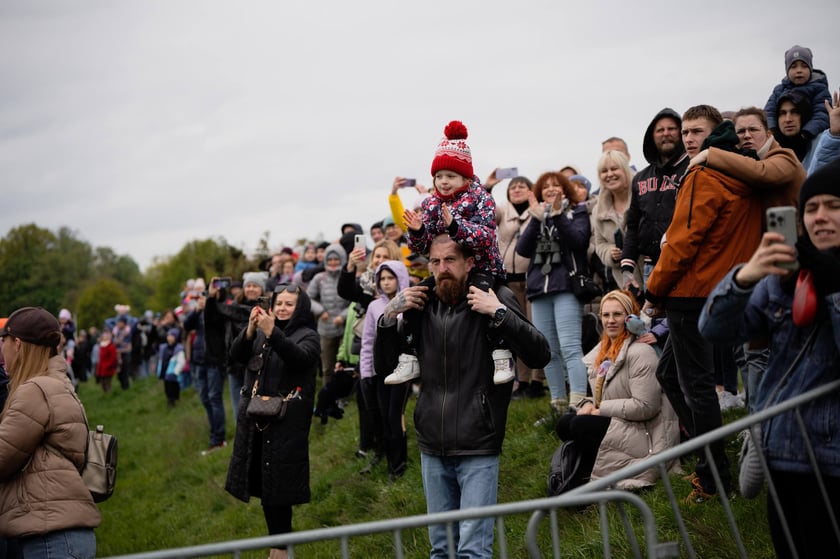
[263,504,293,548]
[555,411,611,482]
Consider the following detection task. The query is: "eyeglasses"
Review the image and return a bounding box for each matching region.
[735,126,764,136]
[274,284,300,294]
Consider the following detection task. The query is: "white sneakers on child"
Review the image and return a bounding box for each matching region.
[384,354,421,385]
[384,350,514,385]
[492,349,515,384]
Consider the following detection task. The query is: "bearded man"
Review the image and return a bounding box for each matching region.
[374,234,549,559]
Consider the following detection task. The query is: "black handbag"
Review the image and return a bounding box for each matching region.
[245,342,287,423]
[568,254,602,303]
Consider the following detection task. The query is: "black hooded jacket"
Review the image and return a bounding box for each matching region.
[225,287,320,506]
[620,108,690,272]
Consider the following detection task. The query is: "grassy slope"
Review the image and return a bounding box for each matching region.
[84,377,774,558]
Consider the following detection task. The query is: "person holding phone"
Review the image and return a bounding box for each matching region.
[699,158,840,557]
[205,271,268,422]
[226,284,320,559]
[390,120,513,386]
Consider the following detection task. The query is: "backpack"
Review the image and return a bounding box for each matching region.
[83,425,118,502]
[547,440,584,496]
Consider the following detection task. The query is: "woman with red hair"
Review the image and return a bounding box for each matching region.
[555,290,680,491]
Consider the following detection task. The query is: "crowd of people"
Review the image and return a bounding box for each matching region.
[1,43,839,559]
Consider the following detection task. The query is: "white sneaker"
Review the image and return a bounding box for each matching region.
[492,349,515,384]
[384,354,420,385]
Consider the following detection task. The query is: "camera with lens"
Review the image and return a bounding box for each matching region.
[533,237,562,265]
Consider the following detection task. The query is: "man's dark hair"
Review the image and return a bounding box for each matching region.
[430,234,474,259]
[776,90,813,124]
[370,220,384,232]
[732,107,768,130]
[682,105,723,127]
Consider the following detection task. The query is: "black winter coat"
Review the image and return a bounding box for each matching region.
[224,306,320,506]
[374,282,549,457]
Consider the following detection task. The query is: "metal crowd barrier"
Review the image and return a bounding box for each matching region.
[103,379,840,559]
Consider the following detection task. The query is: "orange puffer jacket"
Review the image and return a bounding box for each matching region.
[646,166,763,310]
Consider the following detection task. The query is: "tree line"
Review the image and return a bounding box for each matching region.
[0,224,271,330]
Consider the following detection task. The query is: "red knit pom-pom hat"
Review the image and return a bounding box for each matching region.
[430,120,474,179]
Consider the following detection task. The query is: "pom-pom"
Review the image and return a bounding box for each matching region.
[444,120,468,140]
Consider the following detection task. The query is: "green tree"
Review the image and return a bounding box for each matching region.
[0,224,94,315]
[76,278,130,331]
[93,247,152,313]
[146,237,256,310]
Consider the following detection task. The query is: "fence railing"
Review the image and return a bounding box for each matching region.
[103,379,840,559]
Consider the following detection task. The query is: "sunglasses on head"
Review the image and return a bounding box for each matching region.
[274,284,300,294]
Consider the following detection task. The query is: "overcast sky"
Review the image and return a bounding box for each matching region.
[2,0,838,271]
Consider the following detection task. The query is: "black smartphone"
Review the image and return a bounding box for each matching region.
[213,277,232,289]
[614,229,624,250]
[257,296,271,311]
[402,178,416,187]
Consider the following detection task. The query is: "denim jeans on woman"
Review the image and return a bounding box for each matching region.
[529,292,587,401]
[194,363,227,446]
[420,454,499,559]
[20,528,95,559]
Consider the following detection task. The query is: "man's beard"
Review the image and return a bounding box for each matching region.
[435,275,467,304]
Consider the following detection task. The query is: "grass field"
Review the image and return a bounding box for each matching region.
[82,375,774,558]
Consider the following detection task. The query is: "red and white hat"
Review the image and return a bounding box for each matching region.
[430,120,474,179]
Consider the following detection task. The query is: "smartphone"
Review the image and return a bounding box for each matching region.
[766,206,799,271]
[213,277,232,289]
[257,296,271,311]
[401,178,416,187]
[495,167,519,180]
[614,229,624,250]
[354,234,366,251]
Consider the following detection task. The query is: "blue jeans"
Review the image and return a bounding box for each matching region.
[229,370,244,425]
[20,528,96,559]
[194,363,227,446]
[642,261,654,290]
[529,292,587,401]
[420,453,499,559]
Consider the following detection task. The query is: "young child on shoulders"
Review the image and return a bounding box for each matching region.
[385,120,512,385]
[765,44,832,139]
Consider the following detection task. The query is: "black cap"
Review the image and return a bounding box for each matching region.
[0,307,62,347]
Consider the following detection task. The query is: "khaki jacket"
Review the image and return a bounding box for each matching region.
[705,137,805,211]
[582,338,680,489]
[495,202,532,278]
[0,356,101,537]
[590,191,642,288]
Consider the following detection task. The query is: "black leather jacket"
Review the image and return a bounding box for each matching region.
[374,283,549,456]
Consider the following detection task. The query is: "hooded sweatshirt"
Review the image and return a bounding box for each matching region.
[620,108,690,272]
[307,243,350,338]
[360,260,410,378]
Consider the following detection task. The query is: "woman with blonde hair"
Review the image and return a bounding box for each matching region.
[0,307,100,557]
[555,290,679,491]
[591,150,642,291]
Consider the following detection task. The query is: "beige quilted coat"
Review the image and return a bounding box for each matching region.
[582,338,680,489]
[0,355,101,537]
